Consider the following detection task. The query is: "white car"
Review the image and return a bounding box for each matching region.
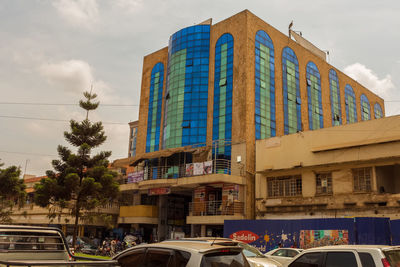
[265,248,304,265]
[284,245,400,267]
[238,242,282,267]
[113,240,251,267]
[162,238,282,267]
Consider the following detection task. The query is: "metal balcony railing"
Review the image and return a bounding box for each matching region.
[121,159,231,184]
[189,200,244,216]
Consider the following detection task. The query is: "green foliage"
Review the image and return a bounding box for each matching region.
[0,162,26,223]
[34,91,119,247]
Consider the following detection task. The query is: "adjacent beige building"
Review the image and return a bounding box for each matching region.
[256,115,400,220]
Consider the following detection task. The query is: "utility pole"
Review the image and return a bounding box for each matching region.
[23,159,29,178]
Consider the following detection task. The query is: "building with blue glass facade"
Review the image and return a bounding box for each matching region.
[128,121,138,157]
[116,10,385,240]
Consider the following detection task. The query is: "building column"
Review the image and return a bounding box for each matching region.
[158,195,168,241]
[201,224,206,237]
[372,166,378,192]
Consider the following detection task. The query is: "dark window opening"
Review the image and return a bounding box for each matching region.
[376,164,400,194]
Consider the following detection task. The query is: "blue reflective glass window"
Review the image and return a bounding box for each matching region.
[282,47,301,134]
[213,33,233,158]
[374,103,383,119]
[329,69,342,126]
[163,25,210,149]
[360,94,371,121]
[345,84,357,124]
[306,61,323,130]
[255,30,275,140]
[146,62,164,152]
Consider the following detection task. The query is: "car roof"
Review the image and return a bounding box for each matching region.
[0,225,61,232]
[306,245,399,251]
[120,241,243,254]
[163,237,242,245]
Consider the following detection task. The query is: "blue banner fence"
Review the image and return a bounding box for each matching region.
[223,217,395,253]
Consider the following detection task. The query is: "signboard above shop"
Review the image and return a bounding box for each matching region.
[148,187,171,196]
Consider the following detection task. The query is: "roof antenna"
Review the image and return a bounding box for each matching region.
[288,20,293,38]
[211,236,217,246]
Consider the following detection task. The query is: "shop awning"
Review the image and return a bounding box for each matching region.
[112,145,211,167]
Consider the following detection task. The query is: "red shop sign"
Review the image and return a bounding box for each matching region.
[148,187,171,196]
[229,230,259,244]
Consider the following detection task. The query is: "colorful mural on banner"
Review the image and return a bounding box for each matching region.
[224,219,356,253]
[299,230,349,249]
[224,218,392,252]
[127,171,144,183]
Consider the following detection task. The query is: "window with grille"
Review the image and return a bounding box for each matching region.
[353,167,372,192]
[267,175,302,197]
[316,173,332,195]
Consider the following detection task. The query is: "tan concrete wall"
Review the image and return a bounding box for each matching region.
[119,205,158,217]
[302,171,316,197]
[231,143,246,177]
[256,115,400,172]
[332,169,353,195]
[255,173,267,199]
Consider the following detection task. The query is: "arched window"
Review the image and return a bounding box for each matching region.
[282,47,301,134]
[213,33,234,157]
[306,61,323,130]
[163,25,210,149]
[255,30,275,140]
[146,62,164,152]
[360,94,371,121]
[345,84,357,124]
[329,69,342,126]
[374,103,383,119]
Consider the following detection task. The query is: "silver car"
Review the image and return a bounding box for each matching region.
[113,241,251,267]
[284,245,400,267]
[265,248,303,265]
[162,238,282,267]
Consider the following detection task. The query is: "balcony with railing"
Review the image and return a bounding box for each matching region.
[186,200,245,224]
[118,158,247,192]
[120,159,230,183]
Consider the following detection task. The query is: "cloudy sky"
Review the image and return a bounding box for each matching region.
[1,0,399,176]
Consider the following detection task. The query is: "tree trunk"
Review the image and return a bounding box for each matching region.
[72,202,80,251]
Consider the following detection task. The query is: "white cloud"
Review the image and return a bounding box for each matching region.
[114,0,144,13]
[39,59,93,94]
[38,59,127,105]
[344,63,394,99]
[53,0,99,29]
[344,63,398,115]
[102,124,129,159]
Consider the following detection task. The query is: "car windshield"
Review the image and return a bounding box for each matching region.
[0,231,65,251]
[201,250,251,267]
[384,249,400,266]
[238,243,266,258]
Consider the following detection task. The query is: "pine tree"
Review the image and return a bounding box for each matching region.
[0,161,26,223]
[34,91,119,248]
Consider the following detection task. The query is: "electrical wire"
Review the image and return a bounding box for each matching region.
[0,150,56,157]
[0,102,139,106]
[0,115,129,125]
